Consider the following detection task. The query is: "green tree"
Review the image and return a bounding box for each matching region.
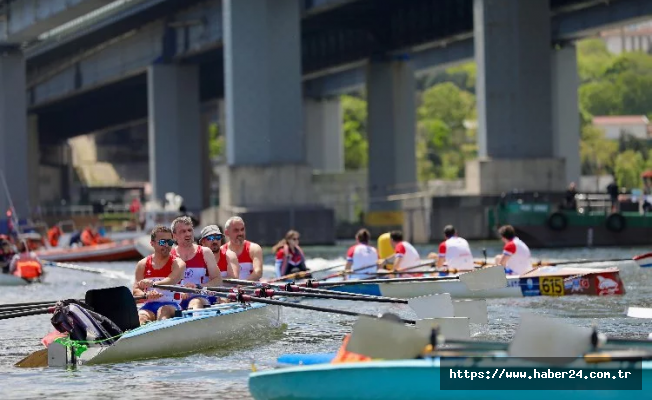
[341,95,368,170]
[576,39,613,82]
[579,124,618,175]
[614,150,644,190]
[208,122,224,159]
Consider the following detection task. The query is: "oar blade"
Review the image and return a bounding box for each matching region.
[459,265,507,291]
[416,317,471,339]
[627,307,652,319]
[15,348,48,368]
[508,313,593,363]
[346,316,429,360]
[407,293,454,319]
[453,299,488,325]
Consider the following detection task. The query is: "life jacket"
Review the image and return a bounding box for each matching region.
[331,334,372,364]
[81,229,99,246]
[14,256,43,279]
[50,299,123,346]
[47,226,62,247]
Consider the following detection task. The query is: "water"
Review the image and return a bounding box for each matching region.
[1,242,651,399]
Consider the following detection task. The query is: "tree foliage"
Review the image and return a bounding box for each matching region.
[341,95,368,170]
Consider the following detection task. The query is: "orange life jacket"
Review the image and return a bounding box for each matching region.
[14,257,43,279]
[81,229,98,246]
[47,227,62,247]
[331,334,372,364]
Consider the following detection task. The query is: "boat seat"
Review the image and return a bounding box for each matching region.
[85,286,141,332]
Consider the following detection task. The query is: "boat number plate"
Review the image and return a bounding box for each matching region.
[540,277,564,296]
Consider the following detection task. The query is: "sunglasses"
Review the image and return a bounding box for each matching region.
[204,234,223,242]
[157,239,175,247]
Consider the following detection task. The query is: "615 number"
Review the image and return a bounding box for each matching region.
[540,277,564,296]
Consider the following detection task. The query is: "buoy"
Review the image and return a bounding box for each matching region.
[377,232,394,271]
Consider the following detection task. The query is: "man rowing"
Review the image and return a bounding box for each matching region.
[198,224,239,279]
[221,216,264,281]
[133,225,186,324]
[388,230,420,271]
[344,229,380,280]
[495,225,532,275]
[170,216,223,309]
[436,225,474,272]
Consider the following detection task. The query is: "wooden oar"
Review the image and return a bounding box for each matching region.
[154,284,417,324]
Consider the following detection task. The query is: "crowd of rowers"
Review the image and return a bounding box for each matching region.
[133,212,532,326]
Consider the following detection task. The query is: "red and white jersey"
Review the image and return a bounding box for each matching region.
[346,244,378,280]
[503,237,532,275]
[216,246,230,277]
[438,236,474,270]
[394,241,420,269]
[221,240,254,280]
[171,245,209,286]
[143,254,179,303]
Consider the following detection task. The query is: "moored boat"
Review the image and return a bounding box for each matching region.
[634,252,652,268]
[35,239,141,262]
[248,357,652,400]
[327,267,625,299]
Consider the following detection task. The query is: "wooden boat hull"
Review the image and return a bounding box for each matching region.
[249,358,652,400]
[49,302,282,366]
[36,240,141,262]
[328,267,625,299]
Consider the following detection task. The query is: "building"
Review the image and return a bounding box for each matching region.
[600,21,652,54]
[592,115,650,140]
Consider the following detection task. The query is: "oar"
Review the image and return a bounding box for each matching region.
[315,256,399,282]
[153,284,417,324]
[224,279,409,302]
[0,295,145,315]
[43,261,106,274]
[207,286,407,304]
[627,307,652,319]
[0,306,55,320]
[0,299,80,310]
[533,257,635,267]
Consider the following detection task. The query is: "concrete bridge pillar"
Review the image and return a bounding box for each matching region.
[467,0,566,194]
[304,98,344,174]
[147,63,204,213]
[366,58,417,211]
[0,49,30,218]
[220,0,317,208]
[552,44,581,187]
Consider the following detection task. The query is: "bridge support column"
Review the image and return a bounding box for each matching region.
[366,59,417,211]
[304,98,344,173]
[220,0,317,208]
[147,64,203,213]
[552,44,581,187]
[466,0,565,195]
[0,50,30,217]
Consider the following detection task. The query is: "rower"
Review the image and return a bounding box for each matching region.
[495,225,532,275]
[344,229,380,280]
[171,216,223,310]
[388,230,420,271]
[436,225,474,272]
[8,240,44,281]
[222,216,264,281]
[133,225,186,324]
[272,230,310,278]
[200,224,239,279]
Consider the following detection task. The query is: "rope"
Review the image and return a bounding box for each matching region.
[53,331,126,358]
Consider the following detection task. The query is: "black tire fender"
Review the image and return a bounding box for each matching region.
[547,212,568,231]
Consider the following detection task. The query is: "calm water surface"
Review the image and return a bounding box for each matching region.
[1,241,651,399]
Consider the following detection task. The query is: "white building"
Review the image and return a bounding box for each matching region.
[592,115,650,140]
[601,21,652,54]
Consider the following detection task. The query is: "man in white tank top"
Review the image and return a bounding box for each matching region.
[389,231,420,271]
[344,229,380,280]
[436,225,474,271]
[495,225,532,275]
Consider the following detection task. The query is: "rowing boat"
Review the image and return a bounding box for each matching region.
[36,239,141,262]
[634,253,652,268]
[248,357,652,400]
[327,267,625,299]
[0,271,40,286]
[47,301,283,366]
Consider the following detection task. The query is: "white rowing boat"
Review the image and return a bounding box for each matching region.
[48,301,283,366]
[328,267,625,299]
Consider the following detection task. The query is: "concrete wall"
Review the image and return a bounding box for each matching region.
[428,195,502,242]
[465,158,566,195]
[596,124,648,140]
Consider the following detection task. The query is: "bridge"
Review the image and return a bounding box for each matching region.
[1,0,651,227]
